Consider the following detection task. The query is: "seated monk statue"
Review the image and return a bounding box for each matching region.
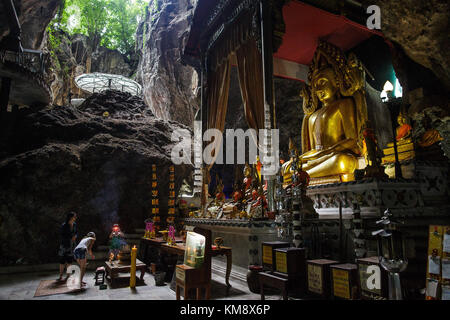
[387,112,412,147]
[417,114,444,148]
[299,41,368,183]
[396,113,412,142]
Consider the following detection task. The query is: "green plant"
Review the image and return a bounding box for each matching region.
[48,0,148,58]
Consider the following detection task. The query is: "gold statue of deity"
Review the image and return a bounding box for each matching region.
[243,162,253,199]
[299,41,368,184]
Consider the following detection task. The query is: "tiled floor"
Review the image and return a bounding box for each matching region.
[0,268,282,300]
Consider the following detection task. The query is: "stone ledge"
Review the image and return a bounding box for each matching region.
[183,218,276,229]
[0,263,59,275]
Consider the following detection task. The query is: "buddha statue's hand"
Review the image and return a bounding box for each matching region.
[300,139,358,162]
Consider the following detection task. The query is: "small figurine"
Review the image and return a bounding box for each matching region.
[214,237,224,249]
[109,224,126,260]
[363,124,388,178]
[252,186,268,211]
[232,182,243,203]
[251,189,258,201]
[395,113,412,141]
[280,138,299,188]
[243,163,253,199]
[109,252,115,265]
[215,175,226,205]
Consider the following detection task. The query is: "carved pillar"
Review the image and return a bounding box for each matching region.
[259,0,276,212]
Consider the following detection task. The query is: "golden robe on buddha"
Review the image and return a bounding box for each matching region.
[299,41,368,183]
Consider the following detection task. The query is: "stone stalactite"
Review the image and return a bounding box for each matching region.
[136,0,200,127]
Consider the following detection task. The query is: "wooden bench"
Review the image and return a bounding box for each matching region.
[259,271,289,300]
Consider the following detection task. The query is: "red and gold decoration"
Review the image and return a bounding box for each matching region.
[167,225,176,246]
[151,164,160,231]
[167,165,176,226]
[425,225,450,300]
[143,220,155,239]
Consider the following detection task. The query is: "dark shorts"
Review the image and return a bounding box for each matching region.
[59,254,74,265]
[74,248,86,260]
[58,245,74,264]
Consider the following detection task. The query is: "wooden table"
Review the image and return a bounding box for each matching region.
[105,259,147,288]
[160,243,232,289]
[140,237,183,264]
[143,239,232,290]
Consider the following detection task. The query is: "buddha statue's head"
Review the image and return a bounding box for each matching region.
[311,67,338,105]
[397,113,407,126]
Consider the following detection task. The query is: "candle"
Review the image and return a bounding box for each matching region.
[130,245,137,288]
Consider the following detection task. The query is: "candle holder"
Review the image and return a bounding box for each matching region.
[372,209,408,300]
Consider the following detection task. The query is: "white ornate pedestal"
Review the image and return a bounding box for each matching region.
[306,178,425,219]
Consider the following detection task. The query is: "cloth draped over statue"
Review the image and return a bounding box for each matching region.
[205,11,265,169]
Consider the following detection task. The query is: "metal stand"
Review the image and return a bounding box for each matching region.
[388,272,403,300]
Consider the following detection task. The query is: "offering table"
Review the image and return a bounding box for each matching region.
[105,259,147,288]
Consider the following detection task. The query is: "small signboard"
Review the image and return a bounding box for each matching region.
[308,263,323,294]
[333,269,350,299]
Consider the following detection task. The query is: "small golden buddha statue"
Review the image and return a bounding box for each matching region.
[280,138,299,188]
[243,163,253,199]
[299,41,368,183]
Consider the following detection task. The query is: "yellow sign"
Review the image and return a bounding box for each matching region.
[276,252,287,273]
[308,264,323,294]
[262,245,273,265]
[333,269,350,299]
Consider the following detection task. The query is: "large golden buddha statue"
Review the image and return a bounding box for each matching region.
[299,41,368,184]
